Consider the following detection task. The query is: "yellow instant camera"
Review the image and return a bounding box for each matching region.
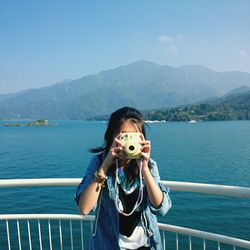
[120,132,142,159]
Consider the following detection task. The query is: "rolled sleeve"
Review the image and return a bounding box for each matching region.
[148,159,172,216]
[149,182,172,216]
[74,155,101,205]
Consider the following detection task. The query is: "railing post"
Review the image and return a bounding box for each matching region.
[203,239,206,250]
[59,220,63,250]
[48,219,52,250]
[38,219,43,250]
[176,233,179,250]
[162,230,166,250]
[217,242,221,250]
[27,219,32,250]
[80,220,84,250]
[6,220,11,250]
[17,220,22,250]
[70,219,74,250]
[189,236,192,250]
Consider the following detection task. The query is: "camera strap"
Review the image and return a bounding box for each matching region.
[114,158,144,216]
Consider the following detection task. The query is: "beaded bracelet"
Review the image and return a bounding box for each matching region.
[94,171,107,187]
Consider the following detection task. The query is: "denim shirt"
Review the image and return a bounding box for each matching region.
[75,155,172,250]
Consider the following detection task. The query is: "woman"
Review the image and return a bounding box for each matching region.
[75,107,171,250]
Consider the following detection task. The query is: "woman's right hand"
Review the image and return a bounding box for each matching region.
[103,132,125,168]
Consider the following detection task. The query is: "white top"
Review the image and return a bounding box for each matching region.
[119,221,148,250]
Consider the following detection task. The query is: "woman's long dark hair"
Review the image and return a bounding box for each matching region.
[90,107,146,179]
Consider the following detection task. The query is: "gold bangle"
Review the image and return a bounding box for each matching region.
[94,171,107,187]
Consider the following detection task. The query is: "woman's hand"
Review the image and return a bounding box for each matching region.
[103,133,126,168]
[139,134,151,167]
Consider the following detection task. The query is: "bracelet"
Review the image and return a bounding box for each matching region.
[94,171,108,187]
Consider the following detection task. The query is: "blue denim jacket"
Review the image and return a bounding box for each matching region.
[75,155,172,250]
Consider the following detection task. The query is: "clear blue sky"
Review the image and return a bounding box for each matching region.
[0,0,249,94]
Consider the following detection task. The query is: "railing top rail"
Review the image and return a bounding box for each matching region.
[0,178,249,198]
[0,178,79,187]
[0,213,93,221]
[162,180,250,199]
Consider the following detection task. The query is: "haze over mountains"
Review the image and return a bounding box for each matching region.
[0,60,250,120]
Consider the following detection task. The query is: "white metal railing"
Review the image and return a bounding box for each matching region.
[1,178,250,198]
[0,178,250,250]
[158,223,250,250]
[0,214,250,250]
[0,214,93,250]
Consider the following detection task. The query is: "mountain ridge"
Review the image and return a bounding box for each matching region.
[0,60,250,120]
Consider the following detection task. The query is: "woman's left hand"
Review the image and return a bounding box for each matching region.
[139,134,151,166]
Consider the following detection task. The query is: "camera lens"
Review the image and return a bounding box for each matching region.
[129,145,135,151]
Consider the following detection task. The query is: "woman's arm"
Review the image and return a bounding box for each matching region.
[78,159,110,215]
[140,136,164,209]
[142,165,163,208]
[78,134,124,215]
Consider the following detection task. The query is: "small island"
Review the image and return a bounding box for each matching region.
[3,119,51,127]
[27,119,50,126]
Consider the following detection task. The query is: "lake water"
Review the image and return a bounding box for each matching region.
[0,120,249,249]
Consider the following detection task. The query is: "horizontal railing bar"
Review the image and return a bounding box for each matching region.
[0,214,94,221]
[161,181,250,199]
[0,178,81,187]
[0,178,249,198]
[158,223,250,249]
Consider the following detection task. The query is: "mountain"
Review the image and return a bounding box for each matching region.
[224,85,250,97]
[218,90,250,107]
[201,85,250,106]
[0,60,250,120]
[0,90,29,104]
[143,90,250,121]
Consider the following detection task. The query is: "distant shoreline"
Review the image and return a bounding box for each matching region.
[1,119,51,127]
[1,117,250,125]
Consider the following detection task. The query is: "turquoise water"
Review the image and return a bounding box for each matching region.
[0,120,249,248]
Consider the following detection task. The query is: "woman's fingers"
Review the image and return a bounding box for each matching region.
[141,145,151,157]
[117,150,127,161]
[114,137,124,148]
[140,140,151,144]
[111,136,119,148]
[112,146,129,159]
[140,141,151,161]
[140,133,145,141]
[140,140,151,152]
[111,146,122,155]
[140,151,149,159]
[111,132,124,148]
[115,132,123,142]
